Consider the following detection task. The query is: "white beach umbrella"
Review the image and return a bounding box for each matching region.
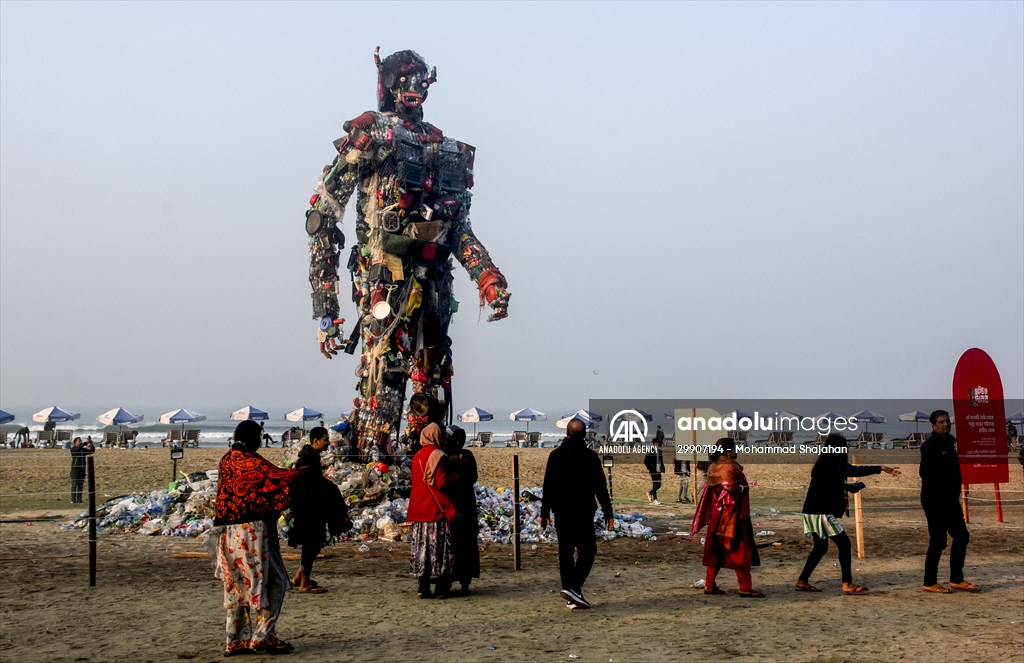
[556,412,596,429]
[458,407,493,437]
[899,409,933,433]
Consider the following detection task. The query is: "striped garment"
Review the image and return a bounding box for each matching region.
[802,513,844,539]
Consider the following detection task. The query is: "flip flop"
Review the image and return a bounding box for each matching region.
[297,586,328,594]
[794,583,821,592]
[843,585,869,595]
[922,584,951,594]
[949,581,980,593]
[738,590,766,598]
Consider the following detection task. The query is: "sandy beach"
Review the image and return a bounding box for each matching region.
[1,447,1022,662]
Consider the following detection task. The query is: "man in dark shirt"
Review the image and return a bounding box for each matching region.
[541,418,614,610]
[69,437,94,503]
[919,410,978,593]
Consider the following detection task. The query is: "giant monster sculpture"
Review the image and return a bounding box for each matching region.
[305,48,510,456]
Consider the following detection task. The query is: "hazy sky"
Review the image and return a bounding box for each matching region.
[1,1,1022,420]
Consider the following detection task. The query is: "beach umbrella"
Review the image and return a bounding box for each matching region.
[1005,412,1024,425]
[509,407,547,433]
[458,407,493,437]
[849,409,885,433]
[96,407,144,427]
[0,409,13,425]
[285,407,322,432]
[32,405,80,423]
[899,410,932,433]
[556,412,596,429]
[230,405,269,421]
[560,409,603,422]
[160,408,207,437]
[814,410,845,423]
[720,410,754,430]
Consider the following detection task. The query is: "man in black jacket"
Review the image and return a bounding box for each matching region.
[920,410,978,593]
[541,419,614,610]
[69,437,94,503]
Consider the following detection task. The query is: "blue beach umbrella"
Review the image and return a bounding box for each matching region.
[556,412,596,429]
[96,407,144,427]
[230,405,270,421]
[32,405,81,423]
[0,409,13,425]
[560,409,603,422]
[509,407,547,433]
[160,408,207,436]
[286,406,322,423]
[458,407,494,437]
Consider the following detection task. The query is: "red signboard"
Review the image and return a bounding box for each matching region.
[951,348,1009,484]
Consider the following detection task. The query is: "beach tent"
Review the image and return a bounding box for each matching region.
[509,407,546,433]
[230,405,269,421]
[96,407,144,427]
[458,407,493,437]
[32,405,81,423]
[1006,412,1024,425]
[0,409,13,424]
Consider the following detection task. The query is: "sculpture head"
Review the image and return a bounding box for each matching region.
[375,47,436,117]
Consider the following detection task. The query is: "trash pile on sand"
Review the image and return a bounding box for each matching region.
[62,461,653,543]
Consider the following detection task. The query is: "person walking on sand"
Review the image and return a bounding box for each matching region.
[691,438,765,598]
[207,420,299,656]
[644,426,666,505]
[288,427,350,593]
[675,459,691,503]
[795,435,900,595]
[69,436,94,503]
[920,410,979,593]
[540,418,614,610]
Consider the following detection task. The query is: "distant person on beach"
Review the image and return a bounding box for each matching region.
[14,426,29,446]
[288,427,349,594]
[920,410,979,593]
[795,435,900,594]
[408,421,459,599]
[445,424,480,596]
[1007,420,1018,451]
[691,438,765,598]
[208,420,299,656]
[84,436,96,452]
[644,426,666,505]
[675,459,691,503]
[541,418,614,610]
[261,421,274,448]
[69,436,94,503]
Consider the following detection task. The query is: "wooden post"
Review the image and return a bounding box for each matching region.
[512,455,521,571]
[851,452,865,559]
[87,455,96,587]
[962,484,970,523]
[994,483,1003,523]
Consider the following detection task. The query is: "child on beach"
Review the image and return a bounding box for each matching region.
[288,427,350,593]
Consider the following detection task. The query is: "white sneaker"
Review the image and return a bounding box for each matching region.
[652,499,661,505]
[560,588,590,609]
[566,600,578,610]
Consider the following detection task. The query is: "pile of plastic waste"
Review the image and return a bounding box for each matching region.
[62,461,653,543]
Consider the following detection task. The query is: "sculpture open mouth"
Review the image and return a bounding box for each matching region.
[400,92,423,107]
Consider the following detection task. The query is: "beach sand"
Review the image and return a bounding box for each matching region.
[1,448,1022,662]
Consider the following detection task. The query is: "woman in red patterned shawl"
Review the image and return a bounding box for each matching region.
[690,438,765,598]
[210,420,299,656]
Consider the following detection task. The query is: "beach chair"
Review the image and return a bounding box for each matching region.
[477,431,492,447]
[101,431,120,448]
[282,428,305,444]
[512,431,529,448]
[907,433,926,449]
[184,429,201,448]
[164,430,185,447]
[733,431,749,443]
[34,429,56,448]
[852,432,872,449]
[585,430,596,448]
[0,431,6,448]
[528,431,541,447]
[54,430,73,447]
